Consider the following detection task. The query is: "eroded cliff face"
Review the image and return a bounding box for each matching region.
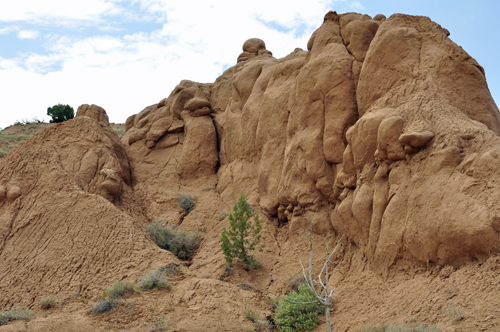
[123,11,500,275]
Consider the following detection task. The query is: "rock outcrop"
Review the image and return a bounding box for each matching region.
[0,106,172,308]
[123,11,500,274]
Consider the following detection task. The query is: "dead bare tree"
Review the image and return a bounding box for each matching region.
[300,211,344,332]
[252,211,344,332]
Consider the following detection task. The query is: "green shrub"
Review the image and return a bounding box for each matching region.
[274,284,323,332]
[138,267,171,291]
[105,281,135,300]
[47,104,74,123]
[0,306,33,326]
[177,192,197,215]
[146,221,202,260]
[220,193,264,269]
[89,300,115,315]
[0,151,6,159]
[361,322,442,332]
[39,297,55,309]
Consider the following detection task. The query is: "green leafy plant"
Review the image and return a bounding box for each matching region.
[274,284,323,332]
[47,104,74,123]
[138,267,171,291]
[0,306,33,326]
[146,221,202,259]
[177,192,197,215]
[220,193,264,269]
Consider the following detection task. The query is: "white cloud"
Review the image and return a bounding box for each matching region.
[0,0,123,25]
[0,0,364,128]
[0,26,19,34]
[17,29,39,39]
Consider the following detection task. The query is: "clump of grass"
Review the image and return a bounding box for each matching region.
[42,311,50,318]
[150,316,167,331]
[105,281,135,300]
[219,208,230,220]
[146,220,202,259]
[285,272,305,293]
[138,267,171,291]
[0,151,6,158]
[40,297,55,309]
[177,192,197,215]
[243,310,271,330]
[237,282,254,291]
[88,300,115,315]
[0,306,34,326]
[442,304,465,322]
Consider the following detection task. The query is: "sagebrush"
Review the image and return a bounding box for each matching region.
[139,267,171,291]
[105,281,135,299]
[146,220,202,259]
[0,306,33,326]
[177,192,197,215]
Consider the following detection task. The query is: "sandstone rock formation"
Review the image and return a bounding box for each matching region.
[1,10,500,332]
[123,12,500,275]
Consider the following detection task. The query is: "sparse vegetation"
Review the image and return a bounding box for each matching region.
[0,151,6,158]
[220,193,264,269]
[219,208,230,220]
[150,316,167,331]
[0,306,34,326]
[89,300,115,315]
[138,267,172,291]
[105,281,135,300]
[361,322,443,332]
[442,304,465,321]
[39,297,55,309]
[243,310,271,331]
[285,272,305,293]
[113,128,126,138]
[146,220,203,259]
[237,282,254,291]
[177,192,197,215]
[42,311,50,318]
[274,284,323,332]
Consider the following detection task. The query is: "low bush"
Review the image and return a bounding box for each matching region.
[89,300,115,315]
[0,306,33,326]
[274,284,323,332]
[146,220,202,259]
[177,192,197,215]
[39,297,55,309]
[138,267,171,291]
[105,281,135,300]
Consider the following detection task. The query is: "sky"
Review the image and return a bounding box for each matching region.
[0,0,499,128]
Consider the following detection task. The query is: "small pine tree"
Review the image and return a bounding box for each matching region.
[220,194,264,269]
